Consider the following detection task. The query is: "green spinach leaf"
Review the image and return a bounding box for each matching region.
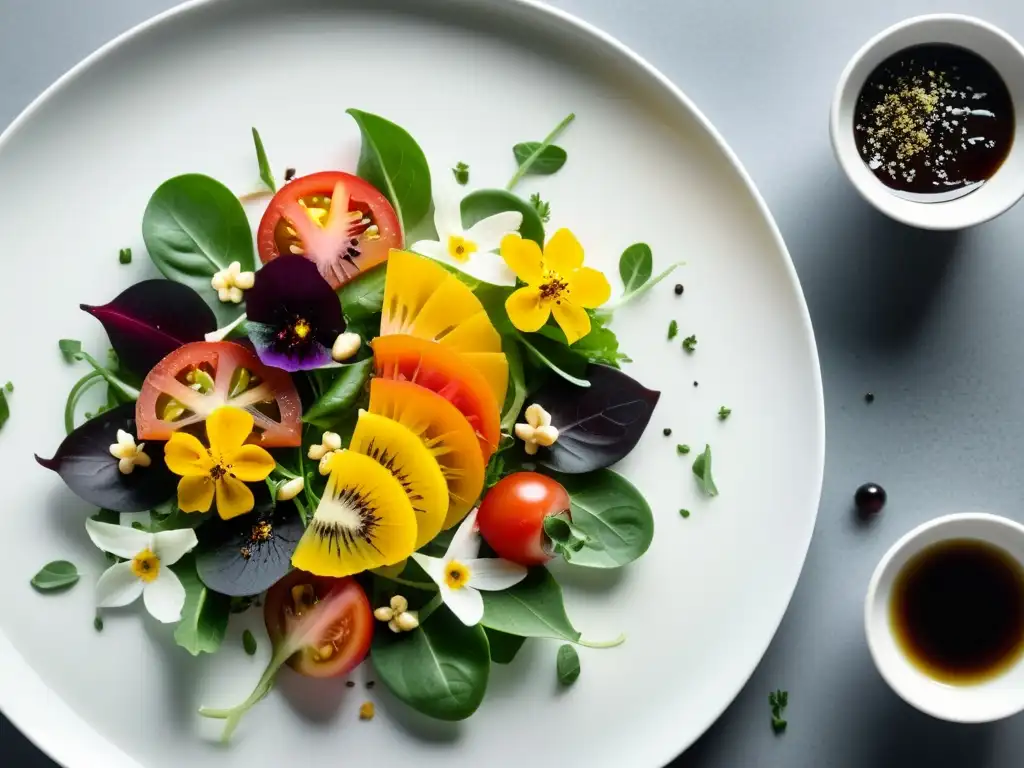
[692,444,719,497]
[31,561,79,591]
[302,359,372,428]
[251,127,276,192]
[173,554,230,655]
[462,189,545,246]
[513,143,567,175]
[485,628,526,665]
[619,243,653,294]
[556,644,581,685]
[481,567,581,642]
[507,113,575,190]
[337,264,387,322]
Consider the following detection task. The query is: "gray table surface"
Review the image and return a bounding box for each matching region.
[4,0,1024,765]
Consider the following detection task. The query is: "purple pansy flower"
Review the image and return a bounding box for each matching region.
[245,256,345,372]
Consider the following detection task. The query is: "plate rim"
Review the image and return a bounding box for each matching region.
[0,0,826,765]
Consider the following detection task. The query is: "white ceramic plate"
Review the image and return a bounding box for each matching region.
[0,1,824,766]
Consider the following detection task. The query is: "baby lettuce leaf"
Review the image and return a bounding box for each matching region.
[302,359,373,429]
[372,607,490,721]
[36,403,176,513]
[692,444,719,496]
[485,628,526,665]
[480,567,581,642]
[461,189,545,246]
[550,469,654,568]
[512,143,567,176]
[195,500,303,597]
[525,364,660,473]
[81,280,216,379]
[347,109,431,235]
[141,173,254,325]
[556,644,581,685]
[619,243,653,294]
[31,561,80,592]
[337,264,387,322]
[173,554,231,655]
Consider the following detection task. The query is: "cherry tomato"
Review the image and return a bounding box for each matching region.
[477,472,571,566]
[257,171,402,289]
[135,341,302,447]
[264,570,373,678]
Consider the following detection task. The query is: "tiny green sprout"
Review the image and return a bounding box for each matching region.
[667,320,679,340]
[452,161,470,185]
[529,192,551,223]
[769,689,789,733]
[718,406,732,420]
[682,335,697,353]
[118,247,132,264]
[679,509,691,519]
[676,444,690,455]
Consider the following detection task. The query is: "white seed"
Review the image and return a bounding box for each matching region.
[234,271,255,290]
[373,606,394,622]
[514,423,534,443]
[533,425,559,447]
[307,444,327,461]
[390,595,408,614]
[118,457,136,475]
[525,403,551,428]
[524,441,539,456]
[276,477,305,501]
[396,611,419,632]
[318,454,334,476]
[322,432,342,451]
[388,619,401,633]
[331,332,362,362]
[227,286,244,304]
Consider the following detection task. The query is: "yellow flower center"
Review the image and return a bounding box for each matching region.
[539,270,570,303]
[131,549,160,583]
[445,560,471,590]
[447,235,478,263]
[293,318,311,339]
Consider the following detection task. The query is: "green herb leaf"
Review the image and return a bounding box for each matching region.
[682,335,697,353]
[481,567,581,642]
[30,560,79,591]
[251,127,276,193]
[347,109,432,235]
[485,628,526,665]
[679,509,691,518]
[337,264,387,322]
[59,339,83,362]
[302,359,373,429]
[4,381,12,393]
[141,174,254,325]
[93,615,104,631]
[543,513,590,560]
[718,406,732,420]
[462,189,545,247]
[242,629,258,656]
[529,192,551,223]
[619,243,653,294]
[769,689,789,733]
[667,320,678,340]
[0,390,8,430]
[556,644,581,685]
[677,444,690,455]
[508,113,575,190]
[372,607,490,721]
[173,554,230,655]
[452,161,470,186]
[118,247,132,265]
[692,444,719,497]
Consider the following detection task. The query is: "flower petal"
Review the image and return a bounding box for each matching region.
[95,562,144,608]
[432,184,464,239]
[143,568,186,623]
[569,267,611,309]
[543,229,584,274]
[226,444,276,482]
[152,528,199,566]
[442,585,484,626]
[164,432,213,477]
[216,475,255,520]
[551,300,592,345]
[178,475,215,513]
[85,519,151,559]
[500,234,544,285]
[456,252,518,287]
[465,211,524,252]
[411,552,447,588]
[244,255,344,340]
[409,240,448,262]
[206,406,254,456]
[445,508,481,562]
[465,557,528,591]
[505,286,551,333]
[248,321,333,372]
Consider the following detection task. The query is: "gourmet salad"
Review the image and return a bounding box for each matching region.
[29,109,680,740]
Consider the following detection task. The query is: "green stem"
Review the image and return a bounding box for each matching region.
[271,465,299,481]
[578,633,626,649]
[198,645,294,742]
[64,370,105,434]
[518,334,590,388]
[292,495,308,527]
[76,352,140,401]
[507,112,576,191]
[603,262,685,311]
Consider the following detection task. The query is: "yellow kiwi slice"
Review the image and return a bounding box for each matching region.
[349,410,450,548]
[291,451,416,577]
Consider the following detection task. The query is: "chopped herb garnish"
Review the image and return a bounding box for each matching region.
[4,381,12,392]
[452,161,470,185]
[718,406,732,420]
[667,320,679,340]
[769,689,789,733]
[0,390,8,430]
[242,629,257,656]
[692,444,718,496]
[679,509,691,518]
[118,247,132,264]
[662,428,672,437]
[677,444,690,455]
[94,615,103,632]
[682,335,697,353]
[58,339,83,363]
[529,192,551,223]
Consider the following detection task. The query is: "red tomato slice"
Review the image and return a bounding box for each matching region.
[257,171,402,289]
[264,571,373,678]
[136,341,302,447]
[477,472,572,566]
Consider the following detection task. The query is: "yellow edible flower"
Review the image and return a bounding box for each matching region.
[500,229,611,344]
[164,406,276,520]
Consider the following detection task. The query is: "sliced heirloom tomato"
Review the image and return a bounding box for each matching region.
[257,171,402,289]
[136,341,301,447]
[371,335,502,461]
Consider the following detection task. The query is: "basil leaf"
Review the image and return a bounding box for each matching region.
[347,109,431,234]
[251,127,276,192]
[619,243,652,294]
[485,628,526,665]
[556,644,580,685]
[692,444,719,496]
[337,264,387,322]
[173,554,230,656]
[513,143,567,175]
[462,189,545,246]
[481,567,581,642]
[31,561,79,592]
[142,174,254,325]
[551,470,654,568]
[302,359,373,429]
[372,607,490,721]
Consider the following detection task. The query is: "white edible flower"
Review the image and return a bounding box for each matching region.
[276,477,305,501]
[514,403,559,456]
[85,519,198,623]
[307,431,342,465]
[211,261,255,304]
[373,594,420,633]
[108,429,151,475]
[331,332,362,362]
[411,509,527,626]
[410,182,523,286]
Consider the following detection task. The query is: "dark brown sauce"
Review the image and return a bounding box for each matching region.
[854,44,1015,202]
[890,539,1024,685]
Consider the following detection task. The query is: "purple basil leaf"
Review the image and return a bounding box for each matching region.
[526,364,660,473]
[195,495,303,596]
[36,403,176,513]
[81,280,216,378]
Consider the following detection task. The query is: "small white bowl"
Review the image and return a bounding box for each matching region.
[865,513,1024,723]
[831,15,1024,230]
